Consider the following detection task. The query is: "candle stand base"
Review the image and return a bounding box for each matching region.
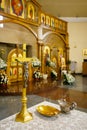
[15,111,33,123]
[15,88,33,123]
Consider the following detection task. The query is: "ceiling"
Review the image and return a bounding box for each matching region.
[37,0,87,22]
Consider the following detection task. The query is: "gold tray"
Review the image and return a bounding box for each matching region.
[36,105,60,117]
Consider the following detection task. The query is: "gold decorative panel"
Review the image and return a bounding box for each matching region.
[41,13,45,24]
[0,0,5,11]
[7,48,23,83]
[46,15,50,26]
[27,3,34,20]
[10,0,24,18]
[51,17,54,27]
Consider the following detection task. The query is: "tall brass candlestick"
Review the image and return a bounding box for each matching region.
[15,44,33,123]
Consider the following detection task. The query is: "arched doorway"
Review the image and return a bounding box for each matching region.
[0,16,38,83]
[42,32,67,76]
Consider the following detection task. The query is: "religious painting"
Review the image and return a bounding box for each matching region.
[58,20,63,30]
[59,48,63,56]
[44,46,50,66]
[58,48,63,66]
[0,0,5,11]
[55,19,58,28]
[51,17,54,27]
[18,67,22,78]
[63,22,66,31]
[52,57,57,64]
[10,68,12,76]
[52,57,57,68]
[27,3,34,20]
[18,53,22,66]
[41,13,45,24]
[10,0,24,18]
[13,67,17,78]
[83,49,87,56]
[7,48,23,83]
[11,53,17,66]
[46,15,50,26]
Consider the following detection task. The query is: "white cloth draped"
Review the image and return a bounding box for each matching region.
[0,101,87,130]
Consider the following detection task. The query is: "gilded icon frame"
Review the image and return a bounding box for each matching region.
[83,49,87,56]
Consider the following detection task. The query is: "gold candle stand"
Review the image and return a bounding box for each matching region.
[15,88,33,123]
[15,61,33,123]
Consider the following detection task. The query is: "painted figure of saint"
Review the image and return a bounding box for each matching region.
[45,49,50,66]
[61,56,66,70]
[30,6,33,19]
[28,5,34,19]
[42,16,45,23]
[0,0,2,8]
[0,0,4,10]
[11,0,23,16]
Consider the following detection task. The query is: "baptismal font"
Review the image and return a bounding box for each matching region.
[15,44,33,123]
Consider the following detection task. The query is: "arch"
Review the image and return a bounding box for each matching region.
[42,30,68,75]
[0,18,37,39]
[42,31,67,45]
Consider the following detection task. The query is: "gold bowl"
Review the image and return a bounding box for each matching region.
[36,105,60,117]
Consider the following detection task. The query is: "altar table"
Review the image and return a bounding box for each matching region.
[0,101,87,130]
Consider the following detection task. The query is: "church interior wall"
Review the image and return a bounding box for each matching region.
[0,22,38,59]
[68,22,87,73]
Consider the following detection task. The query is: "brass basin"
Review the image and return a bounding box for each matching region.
[37,105,60,117]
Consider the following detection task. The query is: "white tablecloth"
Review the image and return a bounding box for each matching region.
[0,101,87,130]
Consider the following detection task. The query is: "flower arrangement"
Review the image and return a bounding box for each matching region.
[50,61,56,68]
[62,70,75,85]
[43,74,48,80]
[0,72,8,86]
[46,58,56,68]
[51,69,57,79]
[33,70,42,79]
[0,49,8,87]
[0,58,7,70]
[31,57,41,67]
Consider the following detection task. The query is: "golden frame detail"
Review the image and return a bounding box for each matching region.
[83,49,87,56]
[27,3,34,20]
[10,0,24,18]
[0,0,5,11]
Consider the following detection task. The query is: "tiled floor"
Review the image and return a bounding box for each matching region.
[0,75,87,120]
